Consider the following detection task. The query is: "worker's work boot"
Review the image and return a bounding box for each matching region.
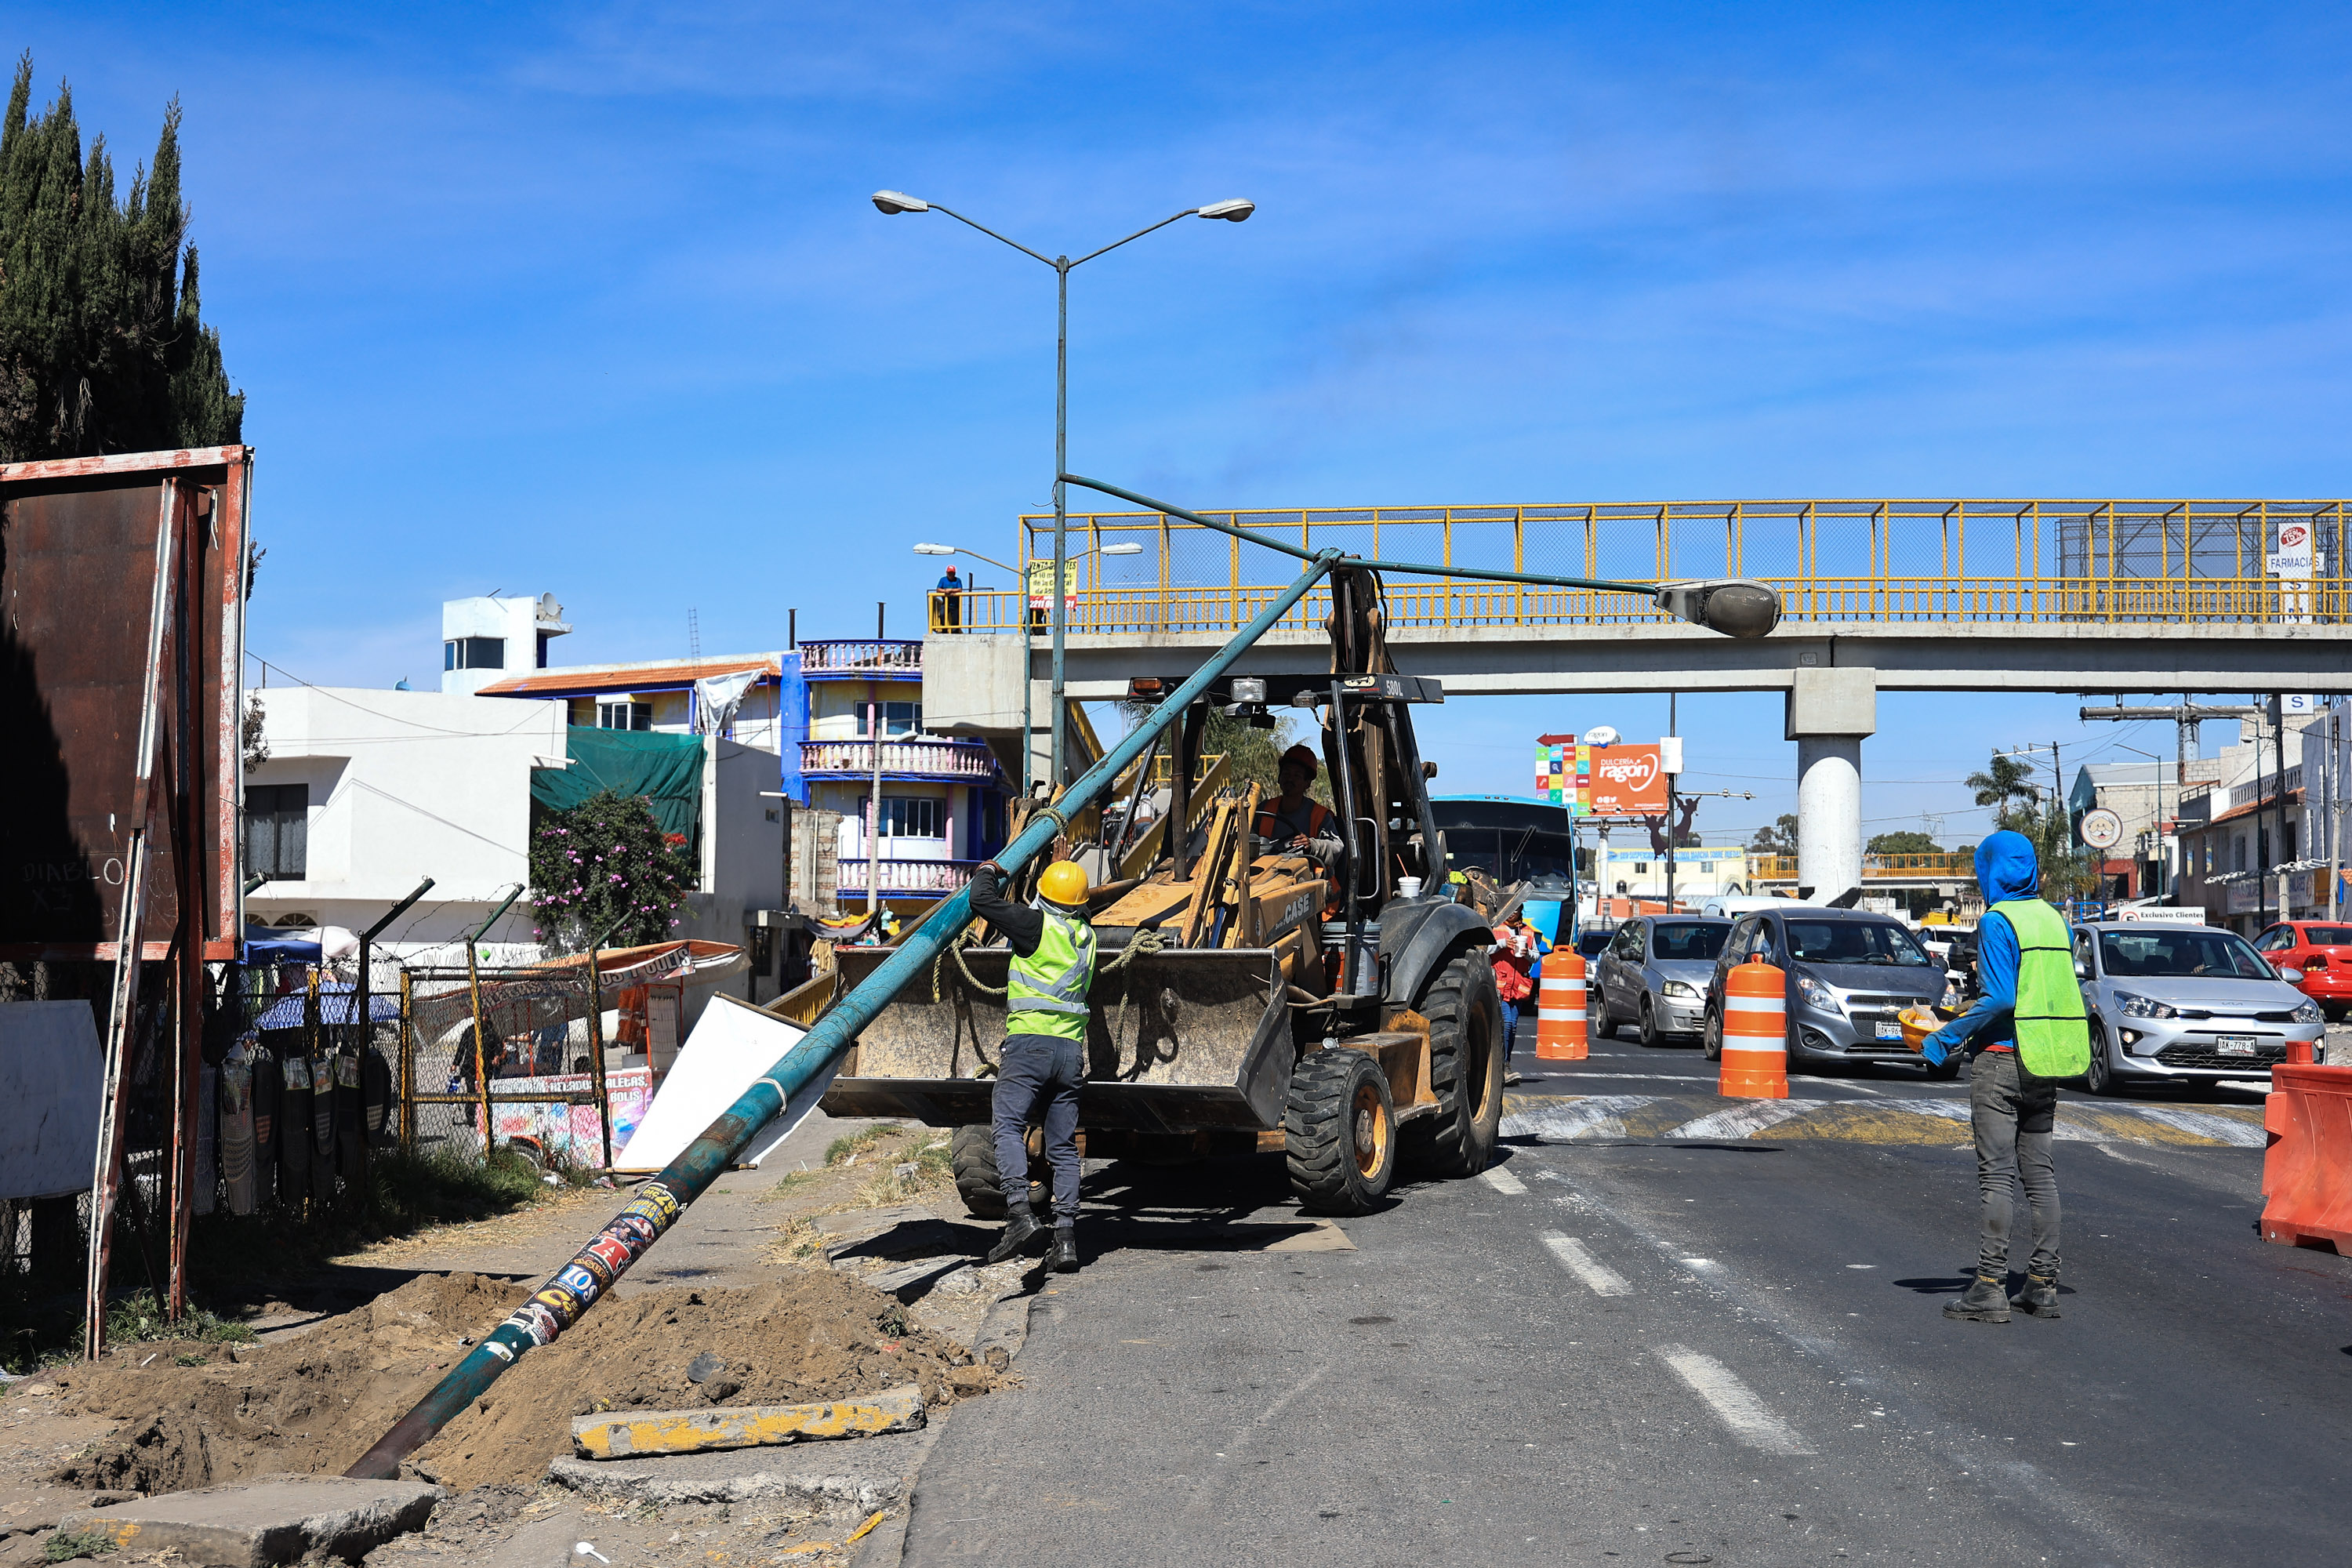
[1050,1226,1080,1273]
[2009,1272,2062,1318]
[1943,1274,2013,1323]
[985,1202,1044,1265]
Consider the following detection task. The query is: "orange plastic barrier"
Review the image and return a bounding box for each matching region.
[2260,1062,2352,1252]
[1718,960,1788,1099]
[1535,953,1588,1061]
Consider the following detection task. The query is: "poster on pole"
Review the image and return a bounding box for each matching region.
[1536,735,1669,816]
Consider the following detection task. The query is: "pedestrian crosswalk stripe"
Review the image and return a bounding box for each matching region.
[1479,1164,1529,1195]
[1500,1093,2266,1149]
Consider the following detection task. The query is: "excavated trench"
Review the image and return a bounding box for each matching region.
[49,1269,1002,1494]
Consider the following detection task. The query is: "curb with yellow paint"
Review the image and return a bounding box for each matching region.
[572,1385,924,1458]
[1500,1093,2267,1149]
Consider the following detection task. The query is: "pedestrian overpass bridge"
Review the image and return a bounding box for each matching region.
[921,496,2352,898]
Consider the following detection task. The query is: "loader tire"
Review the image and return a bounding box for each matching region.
[949,1123,1047,1220]
[1406,946,1504,1178]
[1285,1047,1397,1215]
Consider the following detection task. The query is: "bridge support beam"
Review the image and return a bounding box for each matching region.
[1788,667,1876,901]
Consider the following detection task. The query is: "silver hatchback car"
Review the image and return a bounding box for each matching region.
[2073,920,2323,1094]
[1594,916,1733,1045]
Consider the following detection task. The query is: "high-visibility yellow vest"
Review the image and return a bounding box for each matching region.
[1990,897,2090,1078]
[1006,906,1097,1042]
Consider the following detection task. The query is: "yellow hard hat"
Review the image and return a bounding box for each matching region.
[1038,861,1090,908]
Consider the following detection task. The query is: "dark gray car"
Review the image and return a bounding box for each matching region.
[1701,906,1952,1074]
[1595,916,1733,1046]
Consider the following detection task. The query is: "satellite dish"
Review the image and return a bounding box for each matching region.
[1581,726,1621,747]
[539,593,564,619]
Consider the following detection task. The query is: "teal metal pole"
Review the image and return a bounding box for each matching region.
[347,550,1338,1479]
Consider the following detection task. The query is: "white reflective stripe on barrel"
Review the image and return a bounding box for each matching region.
[1724,995,1784,1013]
[1537,1009,1583,1022]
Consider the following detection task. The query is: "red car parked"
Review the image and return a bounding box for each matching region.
[2252,921,2352,1021]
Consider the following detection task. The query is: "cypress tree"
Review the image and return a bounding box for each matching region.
[0,53,243,462]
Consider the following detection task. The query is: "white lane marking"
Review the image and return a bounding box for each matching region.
[1656,1346,1813,1455]
[1479,1165,1529,1196]
[2129,1105,2269,1149]
[1542,1232,1631,1296]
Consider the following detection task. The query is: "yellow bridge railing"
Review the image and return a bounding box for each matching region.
[1750,854,1979,881]
[923,498,2352,636]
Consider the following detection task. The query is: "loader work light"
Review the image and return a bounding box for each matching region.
[1654,578,1780,639]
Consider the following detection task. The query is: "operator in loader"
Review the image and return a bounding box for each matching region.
[1254,743,1345,868]
[969,858,1096,1272]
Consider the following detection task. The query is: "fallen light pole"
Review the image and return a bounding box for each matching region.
[347,477,1774,1479]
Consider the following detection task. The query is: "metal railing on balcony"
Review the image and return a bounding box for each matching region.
[834,857,976,895]
[916,499,2352,637]
[799,738,1000,779]
[800,638,923,674]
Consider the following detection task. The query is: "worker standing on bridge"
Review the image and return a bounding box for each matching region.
[970,858,1096,1272]
[1254,744,1345,868]
[1917,829,2091,1324]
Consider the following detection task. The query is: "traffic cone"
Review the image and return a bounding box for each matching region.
[1535,953,1588,1061]
[1719,960,1788,1098]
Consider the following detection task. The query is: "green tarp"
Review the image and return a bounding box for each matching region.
[531,727,705,844]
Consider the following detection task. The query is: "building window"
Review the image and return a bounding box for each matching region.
[863,702,922,739]
[2286,822,2299,863]
[444,636,505,671]
[2234,835,2247,873]
[880,796,942,838]
[599,701,653,731]
[536,631,555,670]
[244,784,309,880]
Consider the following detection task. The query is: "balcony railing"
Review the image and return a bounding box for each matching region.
[800,639,921,675]
[800,738,1000,779]
[835,857,976,895]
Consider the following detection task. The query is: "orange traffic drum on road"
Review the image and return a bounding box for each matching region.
[1536,953,1588,1061]
[1719,960,1788,1099]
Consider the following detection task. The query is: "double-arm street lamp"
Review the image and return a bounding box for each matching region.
[877,190,1254,793]
[913,539,1142,795]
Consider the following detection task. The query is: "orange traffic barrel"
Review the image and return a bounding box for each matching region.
[1536,952,1588,1061]
[1719,960,1789,1098]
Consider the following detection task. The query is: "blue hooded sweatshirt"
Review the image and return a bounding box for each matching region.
[1920,830,2042,1065]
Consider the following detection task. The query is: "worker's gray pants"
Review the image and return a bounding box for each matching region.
[1970,1050,2060,1282]
[992,1034,1083,1225]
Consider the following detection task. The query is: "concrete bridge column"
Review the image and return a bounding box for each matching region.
[1787,667,1876,902]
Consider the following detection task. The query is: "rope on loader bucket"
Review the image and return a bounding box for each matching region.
[1104,927,1167,1048]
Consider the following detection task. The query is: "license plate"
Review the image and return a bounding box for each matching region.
[1875,1021,1904,1041]
[2216,1036,2257,1055]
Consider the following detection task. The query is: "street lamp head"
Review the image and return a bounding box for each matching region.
[1196,198,1255,222]
[911,543,956,555]
[1653,578,1781,639]
[872,190,930,215]
[1099,542,1145,556]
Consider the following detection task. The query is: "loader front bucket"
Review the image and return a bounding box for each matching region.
[818,944,1295,1134]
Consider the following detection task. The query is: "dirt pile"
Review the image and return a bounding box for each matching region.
[54,1269,1001,1495]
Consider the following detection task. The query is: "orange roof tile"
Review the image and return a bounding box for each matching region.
[479,655,781,697]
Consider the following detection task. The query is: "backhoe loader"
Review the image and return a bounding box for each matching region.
[819,564,1503,1214]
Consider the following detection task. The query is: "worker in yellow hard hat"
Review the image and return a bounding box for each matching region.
[967,856,1095,1272]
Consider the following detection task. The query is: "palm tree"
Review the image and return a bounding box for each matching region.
[1965,753,2042,831]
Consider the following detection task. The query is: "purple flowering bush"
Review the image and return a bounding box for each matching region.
[528,791,695,952]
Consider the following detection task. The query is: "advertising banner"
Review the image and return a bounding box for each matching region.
[1535,737,1669,816]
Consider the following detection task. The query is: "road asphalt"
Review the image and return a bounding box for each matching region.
[888,1022,2352,1566]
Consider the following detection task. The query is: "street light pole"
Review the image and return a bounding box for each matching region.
[875,190,1254,794]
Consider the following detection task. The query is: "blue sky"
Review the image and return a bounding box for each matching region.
[17,2,2352,844]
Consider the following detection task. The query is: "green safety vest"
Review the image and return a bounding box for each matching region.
[1990,898,2091,1078]
[1006,906,1098,1042]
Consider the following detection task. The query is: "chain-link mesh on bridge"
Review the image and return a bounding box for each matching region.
[931,499,2352,636]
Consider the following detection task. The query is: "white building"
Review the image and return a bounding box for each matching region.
[242,685,565,954]
[244,686,786,983]
[441,592,575,697]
